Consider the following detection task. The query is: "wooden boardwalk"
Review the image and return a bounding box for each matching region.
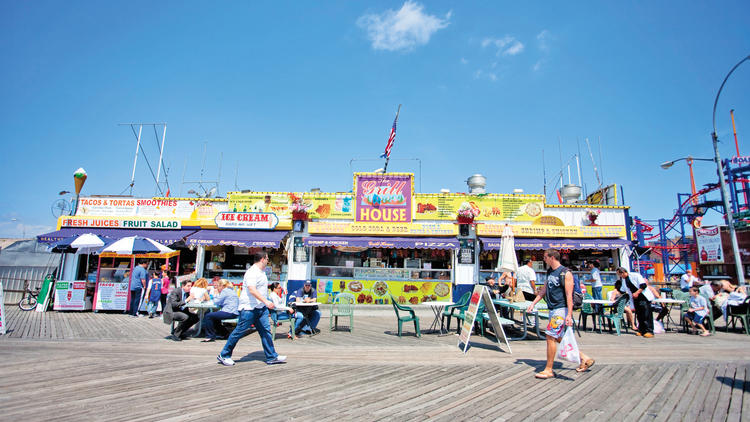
[1,307,750,421]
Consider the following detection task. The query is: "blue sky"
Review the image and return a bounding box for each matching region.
[1,1,749,238]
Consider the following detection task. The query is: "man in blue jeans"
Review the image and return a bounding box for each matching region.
[129,260,148,317]
[217,251,286,366]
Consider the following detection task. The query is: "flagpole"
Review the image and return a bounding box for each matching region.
[383,104,401,173]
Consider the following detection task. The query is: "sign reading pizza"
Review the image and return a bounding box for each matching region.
[354,173,413,223]
[215,212,279,230]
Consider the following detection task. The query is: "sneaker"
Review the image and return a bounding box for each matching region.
[169,335,182,342]
[217,355,235,366]
[266,355,287,365]
[644,333,654,338]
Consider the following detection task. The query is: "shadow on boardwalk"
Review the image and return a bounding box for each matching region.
[1,308,750,421]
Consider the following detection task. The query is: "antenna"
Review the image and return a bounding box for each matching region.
[585,138,602,188]
[598,136,604,185]
[542,149,547,201]
[119,122,168,196]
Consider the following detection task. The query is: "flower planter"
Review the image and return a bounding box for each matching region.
[457,216,474,225]
[588,216,598,225]
[292,211,309,221]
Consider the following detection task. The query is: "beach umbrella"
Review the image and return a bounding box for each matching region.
[102,236,175,255]
[495,225,518,273]
[70,233,108,254]
[50,236,78,253]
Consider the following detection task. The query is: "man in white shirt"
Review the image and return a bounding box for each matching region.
[680,269,700,292]
[217,251,286,366]
[516,259,537,301]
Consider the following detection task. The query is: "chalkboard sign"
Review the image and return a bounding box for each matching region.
[293,237,309,262]
[458,239,475,264]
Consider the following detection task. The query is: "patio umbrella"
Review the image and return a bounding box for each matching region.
[70,233,108,254]
[102,236,175,255]
[495,225,518,273]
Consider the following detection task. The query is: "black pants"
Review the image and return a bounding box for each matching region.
[522,291,537,302]
[172,311,200,338]
[635,300,653,335]
[159,293,168,314]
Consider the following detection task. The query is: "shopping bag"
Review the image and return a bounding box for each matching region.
[653,319,665,334]
[509,287,525,303]
[556,327,581,366]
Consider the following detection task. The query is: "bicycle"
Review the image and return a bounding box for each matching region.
[18,281,39,311]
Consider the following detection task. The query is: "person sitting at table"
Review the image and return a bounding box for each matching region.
[484,276,506,300]
[612,276,638,332]
[290,281,321,335]
[699,280,728,324]
[680,269,701,292]
[685,286,711,336]
[187,278,210,303]
[726,286,748,321]
[164,280,199,341]
[498,271,515,297]
[269,282,304,339]
[202,279,239,342]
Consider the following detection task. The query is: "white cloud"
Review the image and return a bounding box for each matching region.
[482,36,524,56]
[358,1,451,52]
[460,57,468,64]
[532,60,543,72]
[537,30,550,52]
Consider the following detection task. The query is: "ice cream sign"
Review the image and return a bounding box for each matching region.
[215,212,279,230]
[354,173,412,223]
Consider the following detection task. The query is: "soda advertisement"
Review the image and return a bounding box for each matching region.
[313,278,452,305]
[696,226,724,264]
[355,173,412,223]
[53,281,88,311]
[94,281,130,311]
[413,194,544,222]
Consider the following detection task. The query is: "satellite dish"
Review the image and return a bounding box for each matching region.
[207,186,217,198]
[51,199,72,217]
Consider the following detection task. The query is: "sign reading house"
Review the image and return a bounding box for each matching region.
[354,173,413,223]
[215,212,279,230]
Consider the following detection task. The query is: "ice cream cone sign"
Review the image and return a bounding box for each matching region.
[73,168,87,195]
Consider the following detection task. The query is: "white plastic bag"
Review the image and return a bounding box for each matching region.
[556,327,581,366]
[653,319,665,334]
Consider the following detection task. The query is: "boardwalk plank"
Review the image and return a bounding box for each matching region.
[726,365,746,422]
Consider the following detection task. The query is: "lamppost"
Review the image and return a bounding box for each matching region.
[661,156,715,206]
[711,54,750,285]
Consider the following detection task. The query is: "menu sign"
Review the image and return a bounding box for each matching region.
[53,281,87,311]
[414,194,544,222]
[478,223,627,238]
[355,173,412,223]
[458,239,475,265]
[94,281,129,311]
[696,226,724,264]
[458,285,510,354]
[227,192,293,218]
[302,193,353,219]
[308,221,458,236]
[75,197,225,220]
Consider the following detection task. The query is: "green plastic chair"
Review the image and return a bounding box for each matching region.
[269,309,296,339]
[330,292,355,332]
[726,297,750,335]
[442,291,471,331]
[455,300,486,335]
[601,297,628,336]
[389,294,421,338]
[672,290,691,332]
[577,293,599,332]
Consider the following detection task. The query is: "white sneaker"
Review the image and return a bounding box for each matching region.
[217,355,235,366]
[267,355,287,365]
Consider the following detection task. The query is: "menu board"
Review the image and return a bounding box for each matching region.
[413,194,544,222]
[94,281,130,311]
[458,285,510,354]
[302,193,353,220]
[293,237,309,262]
[458,239,475,265]
[315,278,453,305]
[227,192,292,217]
[53,281,88,311]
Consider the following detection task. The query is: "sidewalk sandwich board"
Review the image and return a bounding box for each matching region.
[458,285,511,354]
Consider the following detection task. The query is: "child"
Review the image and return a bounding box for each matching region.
[685,286,710,336]
[144,273,163,319]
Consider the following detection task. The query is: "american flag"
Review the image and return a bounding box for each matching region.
[380,114,398,159]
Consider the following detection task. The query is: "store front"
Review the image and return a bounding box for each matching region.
[304,236,457,304]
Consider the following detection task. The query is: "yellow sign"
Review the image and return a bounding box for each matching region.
[301,193,354,219]
[478,223,627,238]
[533,215,565,226]
[309,221,458,236]
[314,278,452,305]
[413,193,545,221]
[228,192,292,217]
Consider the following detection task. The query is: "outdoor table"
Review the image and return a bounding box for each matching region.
[493,299,548,340]
[421,300,454,336]
[581,299,616,332]
[652,298,686,331]
[185,301,219,337]
[293,301,320,332]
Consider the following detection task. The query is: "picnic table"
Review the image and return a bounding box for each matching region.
[185,301,219,336]
[421,301,454,336]
[652,297,686,331]
[581,299,617,332]
[492,299,548,340]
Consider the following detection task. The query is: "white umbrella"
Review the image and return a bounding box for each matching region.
[495,225,518,273]
[102,236,175,255]
[70,233,108,254]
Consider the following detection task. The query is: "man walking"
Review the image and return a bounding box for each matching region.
[129,260,148,317]
[527,249,595,379]
[217,251,286,366]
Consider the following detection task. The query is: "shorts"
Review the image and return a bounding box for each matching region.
[685,312,705,324]
[545,308,568,339]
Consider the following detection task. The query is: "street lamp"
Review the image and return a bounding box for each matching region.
[711,54,750,285]
[660,156,715,206]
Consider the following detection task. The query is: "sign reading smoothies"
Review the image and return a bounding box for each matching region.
[355,173,413,223]
[696,226,724,264]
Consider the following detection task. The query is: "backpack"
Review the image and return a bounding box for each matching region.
[572,273,583,310]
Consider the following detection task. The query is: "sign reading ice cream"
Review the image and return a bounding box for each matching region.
[354,173,412,223]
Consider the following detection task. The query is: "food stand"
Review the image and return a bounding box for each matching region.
[93,250,180,312]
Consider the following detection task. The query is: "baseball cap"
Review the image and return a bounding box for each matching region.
[304,281,312,285]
